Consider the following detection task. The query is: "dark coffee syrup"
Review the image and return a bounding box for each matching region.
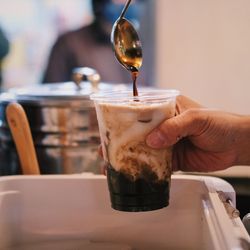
[107,165,169,212]
[131,70,139,97]
[129,65,139,98]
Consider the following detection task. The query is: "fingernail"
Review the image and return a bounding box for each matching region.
[146,129,166,148]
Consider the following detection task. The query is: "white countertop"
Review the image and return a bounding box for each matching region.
[175,166,250,178]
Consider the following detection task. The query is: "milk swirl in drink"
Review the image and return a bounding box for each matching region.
[97,98,175,181]
[91,90,179,212]
[92,0,179,212]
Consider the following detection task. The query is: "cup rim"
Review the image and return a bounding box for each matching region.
[90,89,180,103]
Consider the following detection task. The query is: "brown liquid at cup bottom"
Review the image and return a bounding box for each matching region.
[107,165,170,212]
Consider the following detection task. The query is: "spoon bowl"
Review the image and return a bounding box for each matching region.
[111,17,143,72]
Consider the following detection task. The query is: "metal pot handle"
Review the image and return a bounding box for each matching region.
[72,67,101,90]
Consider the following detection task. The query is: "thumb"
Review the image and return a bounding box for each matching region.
[146,109,205,148]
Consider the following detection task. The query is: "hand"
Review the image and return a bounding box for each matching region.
[98,145,107,175]
[146,95,250,172]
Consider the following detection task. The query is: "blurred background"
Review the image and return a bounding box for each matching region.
[0,0,249,215]
[0,0,93,88]
[0,0,154,88]
[155,0,250,115]
[1,0,249,112]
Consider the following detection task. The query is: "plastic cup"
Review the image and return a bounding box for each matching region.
[90,89,179,212]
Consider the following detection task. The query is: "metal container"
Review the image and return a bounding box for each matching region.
[0,68,128,175]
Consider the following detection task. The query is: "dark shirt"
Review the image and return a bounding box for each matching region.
[42,22,133,84]
[0,27,10,86]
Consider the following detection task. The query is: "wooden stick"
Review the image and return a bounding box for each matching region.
[6,103,40,175]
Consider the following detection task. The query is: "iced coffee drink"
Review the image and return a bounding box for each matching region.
[91,89,179,212]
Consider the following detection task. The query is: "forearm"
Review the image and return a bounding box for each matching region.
[234,115,250,166]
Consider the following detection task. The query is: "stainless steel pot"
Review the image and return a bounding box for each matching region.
[0,68,128,175]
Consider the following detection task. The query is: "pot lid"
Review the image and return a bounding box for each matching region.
[9,81,128,100]
[0,67,129,107]
[0,81,129,107]
[1,67,129,103]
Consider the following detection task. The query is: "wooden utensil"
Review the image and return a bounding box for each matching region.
[6,102,40,175]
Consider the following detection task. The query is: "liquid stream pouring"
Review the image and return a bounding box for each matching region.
[111,0,143,97]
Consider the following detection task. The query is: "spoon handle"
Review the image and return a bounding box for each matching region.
[119,0,132,19]
[6,102,40,175]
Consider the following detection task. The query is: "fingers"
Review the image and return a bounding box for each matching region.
[98,144,103,158]
[146,109,207,148]
[100,162,108,175]
[98,144,108,175]
[146,95,205,149]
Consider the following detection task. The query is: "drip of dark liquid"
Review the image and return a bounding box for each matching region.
[129,66,139,97]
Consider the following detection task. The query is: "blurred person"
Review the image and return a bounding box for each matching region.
[42,0,148,85]
[0,26,10,90]
[146,95,250,172]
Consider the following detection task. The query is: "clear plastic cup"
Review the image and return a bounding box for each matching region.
[90,89,179,212]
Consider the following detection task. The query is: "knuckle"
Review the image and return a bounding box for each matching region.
[185,109,204,122]
[184,108,208,132]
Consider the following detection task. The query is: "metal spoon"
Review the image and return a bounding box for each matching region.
[111,0,142,96]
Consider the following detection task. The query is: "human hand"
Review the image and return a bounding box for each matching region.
[98,145,107,175]
[146,95,250,172]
